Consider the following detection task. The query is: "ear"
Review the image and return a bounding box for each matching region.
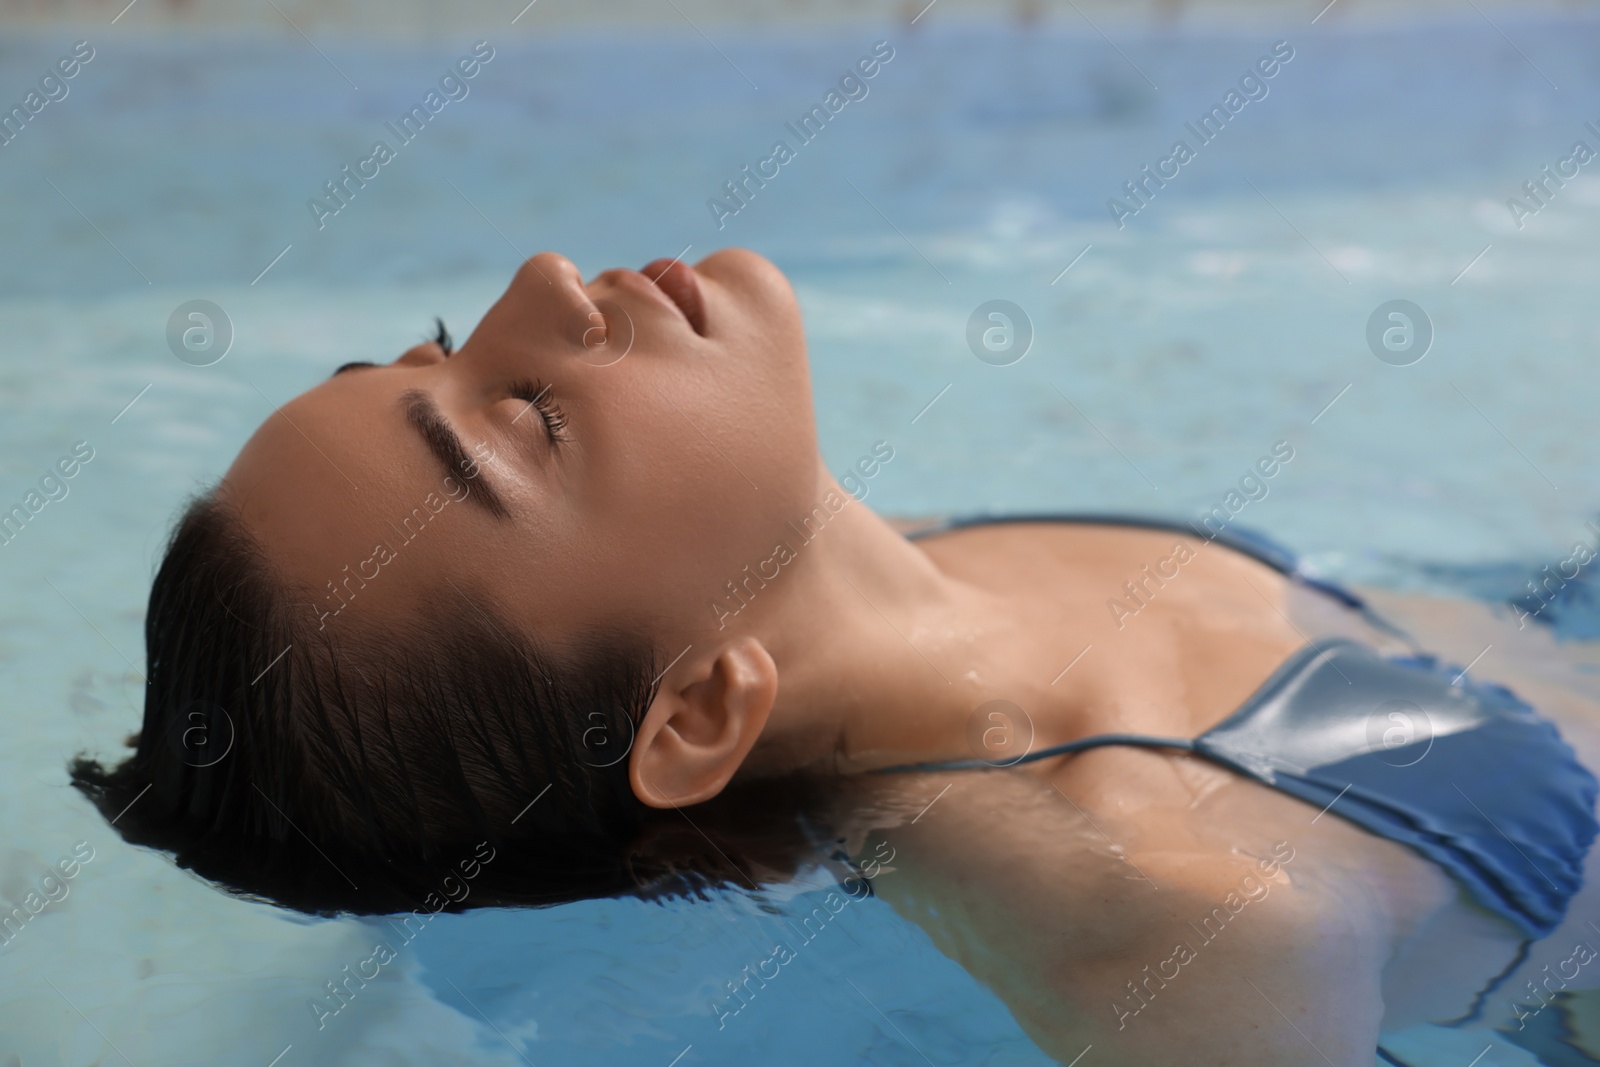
[629,636,778,809]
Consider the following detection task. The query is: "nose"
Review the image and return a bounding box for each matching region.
[503,251,604,349]
[514,251,583,291]
[440,251,607,380]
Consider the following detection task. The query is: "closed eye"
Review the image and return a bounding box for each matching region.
[507,378,570,444]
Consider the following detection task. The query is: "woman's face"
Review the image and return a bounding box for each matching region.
[223,248,821,651]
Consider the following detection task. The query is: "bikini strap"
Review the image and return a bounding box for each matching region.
[868,733,1196,775]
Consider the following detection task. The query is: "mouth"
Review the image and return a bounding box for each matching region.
[641,257,706,335]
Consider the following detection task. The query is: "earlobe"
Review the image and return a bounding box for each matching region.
[629,637,777,809]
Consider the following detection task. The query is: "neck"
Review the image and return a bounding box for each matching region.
[734,472,1046,778]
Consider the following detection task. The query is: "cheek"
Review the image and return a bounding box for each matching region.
[551,395,740,612]
[559,252,818,627]
[576,375,814,621]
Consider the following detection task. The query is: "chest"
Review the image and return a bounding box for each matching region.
[915,521,1310,740]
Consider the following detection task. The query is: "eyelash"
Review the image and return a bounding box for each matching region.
[431,318,567,446]
[508,378,570,443]
[432,317,454,354]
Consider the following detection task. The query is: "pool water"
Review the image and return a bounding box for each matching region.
[5,8,1600,1065]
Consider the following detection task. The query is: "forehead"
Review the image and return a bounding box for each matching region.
[222,373,464,624]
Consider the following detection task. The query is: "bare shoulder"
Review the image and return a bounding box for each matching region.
[1355,584,1600,752]
[892,515,1292,607]
[855,770,1389,1065]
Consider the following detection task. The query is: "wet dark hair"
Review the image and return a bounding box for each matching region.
[69,493,838,916]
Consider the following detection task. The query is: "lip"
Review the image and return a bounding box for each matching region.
[640,257,706,335]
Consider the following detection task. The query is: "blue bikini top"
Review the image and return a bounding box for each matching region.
[879,512,1599,941]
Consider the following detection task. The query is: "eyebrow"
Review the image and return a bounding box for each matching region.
[398,388,512,521]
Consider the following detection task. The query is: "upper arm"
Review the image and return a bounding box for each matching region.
[1068,886,1386,1066]
[855,771,1386,1066]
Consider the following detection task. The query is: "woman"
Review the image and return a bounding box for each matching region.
[73,249,1600,1064]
